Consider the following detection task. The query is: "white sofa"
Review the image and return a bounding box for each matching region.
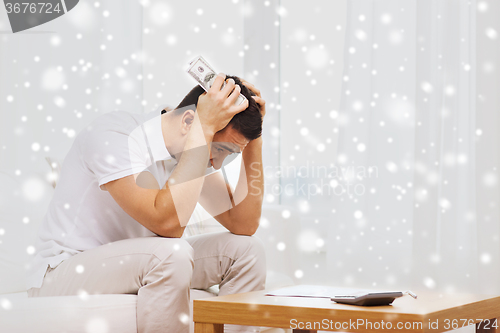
[0,165,300,333]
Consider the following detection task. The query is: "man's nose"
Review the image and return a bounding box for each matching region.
[213,158,223,170]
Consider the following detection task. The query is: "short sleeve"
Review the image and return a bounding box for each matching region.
[83,127,151,190]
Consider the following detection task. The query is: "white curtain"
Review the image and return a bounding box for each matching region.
[328,0,500,295]
[0,0,143,293]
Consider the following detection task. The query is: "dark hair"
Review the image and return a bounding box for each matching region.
[175,75,262,141]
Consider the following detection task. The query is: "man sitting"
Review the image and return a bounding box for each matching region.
[27,74,267,333]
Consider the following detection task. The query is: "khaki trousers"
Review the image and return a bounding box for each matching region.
[28,232,266,333]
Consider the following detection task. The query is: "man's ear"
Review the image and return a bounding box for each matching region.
[180,110,195,135]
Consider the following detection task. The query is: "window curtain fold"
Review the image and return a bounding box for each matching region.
[328,0,500,294]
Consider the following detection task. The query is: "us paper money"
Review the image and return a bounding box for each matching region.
[187,55,247,106]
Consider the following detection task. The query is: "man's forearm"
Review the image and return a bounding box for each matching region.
[227,137,264,234]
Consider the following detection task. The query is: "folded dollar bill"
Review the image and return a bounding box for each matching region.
[187,55,247,106]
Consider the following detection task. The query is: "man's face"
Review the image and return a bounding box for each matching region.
[209,125,250,170]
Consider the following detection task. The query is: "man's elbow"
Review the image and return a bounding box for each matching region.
[231,218,260,236]
[154,216,184,238]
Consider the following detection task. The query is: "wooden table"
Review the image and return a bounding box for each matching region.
[193,289,500,333]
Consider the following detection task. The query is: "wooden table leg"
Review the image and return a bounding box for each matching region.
[194,322,224,333]
[293,330,317,333]
[476,318,499,333]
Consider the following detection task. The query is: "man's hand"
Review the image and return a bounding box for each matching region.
[196,73,249,138]
[241,78,266,118]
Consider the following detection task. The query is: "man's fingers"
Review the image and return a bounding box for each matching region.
[221,78,236,97]
[230,97,249,115]
[226,84,241,104]
[252,95,265,107]
[240,78,251,87]
[251,96,266,117]
[242,81,261,97]
[209,73,226,93]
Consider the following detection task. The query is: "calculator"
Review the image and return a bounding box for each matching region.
[331,291,404,306]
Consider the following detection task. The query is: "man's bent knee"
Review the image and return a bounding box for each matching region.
[149,237,194,262]
[146,237,194,279]
[225,233,266,258]
[142,238,194,286]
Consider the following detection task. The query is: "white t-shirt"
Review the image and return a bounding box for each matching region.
[27,110,215,290]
